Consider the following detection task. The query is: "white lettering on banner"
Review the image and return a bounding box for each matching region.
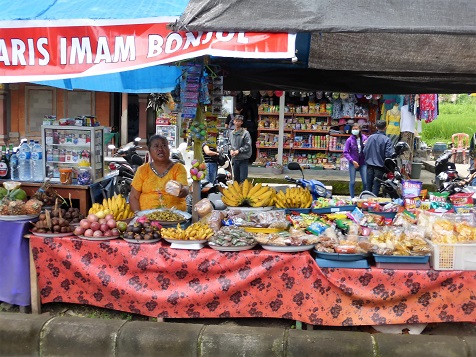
[69,37,93,64]
[201,32,213,45]
[0,38,50,66]
[11,39,27,65]
[165,33,183,54]
[95,37,112,63]
[148,31,252,58]
[237,33,249,44]
[0,40,9,65]
[183,32,202,50]
[147,35,164,57]
[63,36,137,64]
[113,36,136,62]
[37,38,49,66]
[215,32,234,42]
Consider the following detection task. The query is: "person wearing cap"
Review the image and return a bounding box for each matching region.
[229,115,252,183]
[363,120,394,195]
[343,123,368,198]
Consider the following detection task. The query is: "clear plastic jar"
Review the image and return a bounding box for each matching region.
[77,166,93,185]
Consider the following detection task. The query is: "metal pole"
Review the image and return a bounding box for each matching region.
[277,93,285,165]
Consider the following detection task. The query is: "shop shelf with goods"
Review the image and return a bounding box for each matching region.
[256,112,293,165]
[41,125,104,184]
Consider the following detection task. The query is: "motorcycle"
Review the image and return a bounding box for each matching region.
[434,151,460,191]
[284,162,332,199]
[359,141,410,199]
[108,138,144,198]
[438,169,476,195]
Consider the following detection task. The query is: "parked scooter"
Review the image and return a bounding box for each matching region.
[284,162,332,199]
[434,151,460,191]
[108,138,144,198]
[438,168,476,195]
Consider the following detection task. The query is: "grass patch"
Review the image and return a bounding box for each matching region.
[421,97,476,147]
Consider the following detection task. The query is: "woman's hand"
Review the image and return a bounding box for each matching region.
[353,161,360,168]
[178,183,189,198]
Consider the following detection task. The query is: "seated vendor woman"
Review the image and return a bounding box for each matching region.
[130,135,189,212]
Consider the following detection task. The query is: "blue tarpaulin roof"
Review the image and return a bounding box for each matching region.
[0,0,189,93]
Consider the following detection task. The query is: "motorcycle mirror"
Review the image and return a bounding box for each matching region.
[287,162,304,179]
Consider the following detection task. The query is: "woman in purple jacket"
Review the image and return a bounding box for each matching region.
[343,123,368,198]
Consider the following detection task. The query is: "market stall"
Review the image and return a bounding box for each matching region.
[27,236,476,326]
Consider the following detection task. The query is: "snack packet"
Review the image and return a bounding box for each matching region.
[165,180,182,196]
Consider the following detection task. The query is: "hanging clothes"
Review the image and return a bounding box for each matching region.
[419,94,439,123]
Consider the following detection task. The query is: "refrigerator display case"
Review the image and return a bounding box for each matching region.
[41,125,104,183]
[156,125,177,148]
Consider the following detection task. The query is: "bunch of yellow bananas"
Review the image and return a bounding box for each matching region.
[161,222,214,241]
[221,179,275,208]
[88,194,134,220]
[274,187,313,209]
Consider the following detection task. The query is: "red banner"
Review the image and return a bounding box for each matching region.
[0,19,295,82]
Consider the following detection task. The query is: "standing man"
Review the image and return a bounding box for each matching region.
[229,115,252,183]
[363,120,394,195]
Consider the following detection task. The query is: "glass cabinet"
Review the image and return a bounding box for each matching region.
[41,125,104,183]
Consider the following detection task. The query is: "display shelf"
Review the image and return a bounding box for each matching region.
[293,113,330,117]
[292,147,327,151]
[256,110,362,165]
[258,128,292,132]
[258,112,293,116]
[293,130,329,133]
[256,146,291,149]
[42,125,104,183]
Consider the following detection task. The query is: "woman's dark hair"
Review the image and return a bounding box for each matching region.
[147,134,168,149]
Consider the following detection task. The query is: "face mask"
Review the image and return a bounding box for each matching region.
[352,129,360,136]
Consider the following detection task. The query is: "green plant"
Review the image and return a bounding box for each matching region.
[420,99,476,147]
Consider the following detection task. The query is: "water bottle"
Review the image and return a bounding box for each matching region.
[18,139,32,181]
[29,139,35,151]
[31,140,44,182]
[9,148,19,181]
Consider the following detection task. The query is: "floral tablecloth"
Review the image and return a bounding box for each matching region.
[30,236,476,325]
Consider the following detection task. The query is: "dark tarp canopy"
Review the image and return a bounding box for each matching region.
[173,0,476,93]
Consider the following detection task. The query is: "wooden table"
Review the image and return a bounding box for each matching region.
[12,182,91,216]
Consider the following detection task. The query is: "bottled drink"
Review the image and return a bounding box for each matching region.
[0,145,9,179]
[10,148,19,181]
[31,140,44,182]
[29,139,35,151]
[18,139,32,181]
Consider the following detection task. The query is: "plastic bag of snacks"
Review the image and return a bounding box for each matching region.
[165,180,182,196]
[194,198,213,218]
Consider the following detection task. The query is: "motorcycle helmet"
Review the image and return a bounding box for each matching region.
[394,142,410,156]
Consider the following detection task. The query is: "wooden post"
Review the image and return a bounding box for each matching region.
[192,180,200,222]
